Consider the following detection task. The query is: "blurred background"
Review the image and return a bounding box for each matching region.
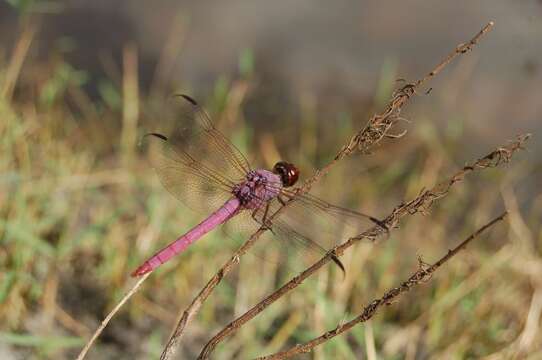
[1,1,541,359]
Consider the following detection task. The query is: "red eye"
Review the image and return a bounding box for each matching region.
[273,161,300,187]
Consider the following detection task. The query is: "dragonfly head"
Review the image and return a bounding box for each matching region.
[273,161,300,187]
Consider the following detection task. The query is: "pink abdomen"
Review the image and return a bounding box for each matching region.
[131,198,240,276]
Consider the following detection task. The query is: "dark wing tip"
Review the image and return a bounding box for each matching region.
[146,132,168,141]
[141,133,168,146]
[331,254,346,279]
[173,93,198,106]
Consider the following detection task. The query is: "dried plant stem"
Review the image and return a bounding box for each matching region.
[2,24,36,100]
[257,212,509,359]
[159,233,265,359]
[161,21,495,360]
[308,21,495,172]
[198,135,529,359]
[76,273,150,360]
[121,43,140,165]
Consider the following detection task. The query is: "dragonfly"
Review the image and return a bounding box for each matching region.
[132,94,384,277]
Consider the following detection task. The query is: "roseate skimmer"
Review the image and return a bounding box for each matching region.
[132,95,383,277]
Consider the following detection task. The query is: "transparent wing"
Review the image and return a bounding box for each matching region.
[144,133,236,212]
[221,206,336,274]
[249,189,382,272]
[142,94,252,212]
[167,94,251,182]
[281,190,384,234]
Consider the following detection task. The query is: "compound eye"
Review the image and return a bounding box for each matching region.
[272,162,283,175]
[273,161,299,187]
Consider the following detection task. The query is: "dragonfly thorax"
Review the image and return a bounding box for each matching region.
[233,170,282,209]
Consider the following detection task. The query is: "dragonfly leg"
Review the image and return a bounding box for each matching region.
[277,195,288,206]
[252,205,275,235]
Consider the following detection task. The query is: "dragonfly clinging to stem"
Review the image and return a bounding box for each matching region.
[132,94,384,277]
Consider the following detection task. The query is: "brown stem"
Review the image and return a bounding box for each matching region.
[76,273,151,360]
[197,134,529,359]
[257,212,509,359]
[161,21,496,360]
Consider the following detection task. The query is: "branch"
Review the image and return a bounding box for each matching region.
[197,134,529,359]
[76,273,150,360]
[257,212,509,359]
[161,21,495,359]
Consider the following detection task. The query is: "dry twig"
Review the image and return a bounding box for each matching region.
[76,273,150,360]
[161,21,495,360]
[257,212,509,359]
